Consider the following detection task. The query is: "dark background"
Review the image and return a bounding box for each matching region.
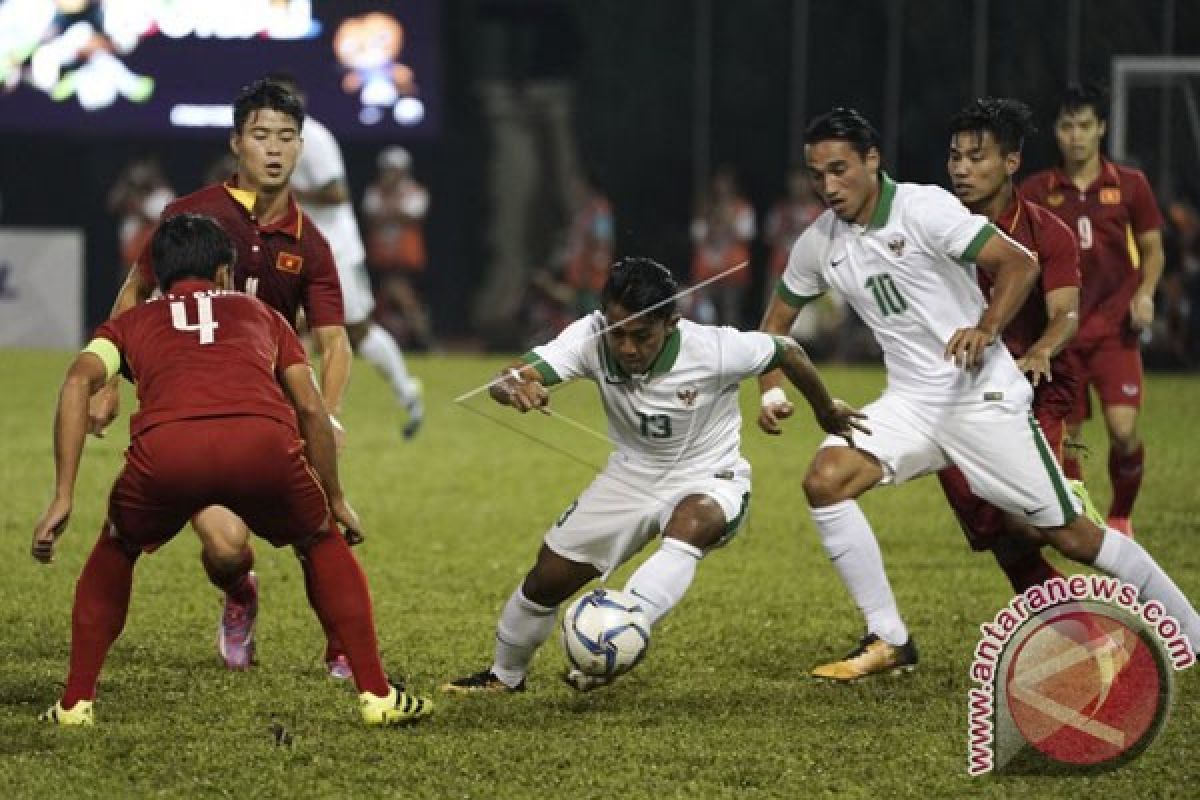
[1,0,1196,341]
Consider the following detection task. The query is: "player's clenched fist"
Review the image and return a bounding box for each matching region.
[490,366,549,413]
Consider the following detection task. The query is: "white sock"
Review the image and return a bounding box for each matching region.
[1093,527,1200,647]
[491,586,556,687]
[357,324,419,409]
[810,500,908,646]
[623,537,704,626]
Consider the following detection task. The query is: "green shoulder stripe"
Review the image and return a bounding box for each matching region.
[762,335,789,373]
[962,222,998,263]
[520,351,562,386]
[775,280,820,310]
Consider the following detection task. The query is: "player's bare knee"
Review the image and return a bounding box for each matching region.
[803,458,849,507]
[1045,519,1102,563]
[523,546,596,607]
[663,495,725,550]
[347,321,369,349]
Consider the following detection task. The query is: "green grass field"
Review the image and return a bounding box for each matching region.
[1,350,1197,799]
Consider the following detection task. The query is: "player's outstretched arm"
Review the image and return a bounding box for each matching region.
[282,363,362,537]
[756,293,804,434]
[1018,286,1079,386]
[776,337,869,442]
[311,325,353,449]
[489,363,549,413]
[947,233,1039,368]
[33,352,109,563]
[1131,229,1164,330]
[88,267,154,437]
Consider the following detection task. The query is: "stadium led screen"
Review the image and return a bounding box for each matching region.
[0,0,440,139]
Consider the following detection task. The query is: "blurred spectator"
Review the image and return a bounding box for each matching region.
[362,146,434,350]
[105,156,174,274]
[528,170,614,339]
[764,166,823,302]
[762,165,854,361]
[689,165,754,326]
[1161,199,1200,365]
[202,152,238,186]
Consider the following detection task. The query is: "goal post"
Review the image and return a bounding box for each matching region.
[1110,56,1200,178]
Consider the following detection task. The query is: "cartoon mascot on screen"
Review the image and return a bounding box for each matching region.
[333,11,421,125]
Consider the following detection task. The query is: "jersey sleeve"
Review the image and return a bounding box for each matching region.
[717,328,786,383]
[302,234,345,328]
[295,121,345,191]
[911,186,997,263]
[270,305,310,375]
[776,223,829,307]
[1034,209,1081,292]
[87,318,132,381]
[522,313,600,386]
[1126,170,1165,235]
[85,319,126,381]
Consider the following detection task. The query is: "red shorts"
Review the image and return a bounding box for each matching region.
[107,416,330,552]
[1068,334,1144,423]
[937,400,1068,551]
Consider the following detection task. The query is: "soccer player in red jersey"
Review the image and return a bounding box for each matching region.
[1021,84,1166,537]
[32,214,431,727]
[88,78,356,676]
[942,97,1084,592]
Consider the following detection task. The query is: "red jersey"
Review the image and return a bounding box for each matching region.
[983,196,1081,359]
[136,179,344,329]
[93,279,310,439]
[979,195,1082,419]
[1020,160,1163,341]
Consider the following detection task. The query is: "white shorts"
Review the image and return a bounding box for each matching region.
[819,391,1080,528]
[339,259,376,326]
[544,460,752,578]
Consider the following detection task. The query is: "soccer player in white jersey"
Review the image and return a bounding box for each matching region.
[442,257,865,693]
[757,108,1200,681]
[274,73,424,440]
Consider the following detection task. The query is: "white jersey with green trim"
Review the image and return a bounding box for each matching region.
[778,175,1030,404]
[527,315,782,481]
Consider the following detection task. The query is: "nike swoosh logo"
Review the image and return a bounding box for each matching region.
[831,256,846,267]
[1023,505,1050,516]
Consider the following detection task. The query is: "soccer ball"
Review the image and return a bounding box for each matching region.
[560,588,651,678]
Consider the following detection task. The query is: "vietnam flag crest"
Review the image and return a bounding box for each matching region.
[276,252,304,274]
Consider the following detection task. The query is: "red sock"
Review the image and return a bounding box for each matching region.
[201,545,256,604]
[299,548,345,661]
[992,538,1063,594]
[301,530,389,696]
[1063,453,1083,482]
[1108,444,1145,519]
[62,531,139,708]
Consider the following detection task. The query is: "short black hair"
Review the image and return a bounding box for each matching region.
[262,70,306,106]
[232,77,305,133]
[601,257,678,321]
[804,107,882,161]
[1058,82,1108,122]
[152,214,236,290]
[949,97,1036,155]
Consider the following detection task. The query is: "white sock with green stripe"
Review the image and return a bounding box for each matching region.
[811,500,909,647]
[623,537,704,626]
[1093,528,1200,647]
[491,587,556,688]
